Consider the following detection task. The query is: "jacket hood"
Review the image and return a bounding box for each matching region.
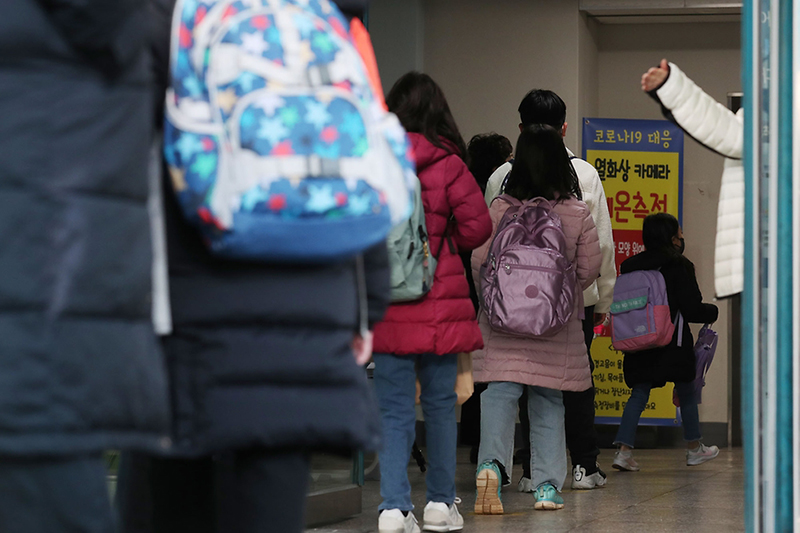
[620,249,676,274]
[408,133,462,172]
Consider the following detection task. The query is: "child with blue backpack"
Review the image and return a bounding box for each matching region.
[116,2,404,533]
[611,213,720,471]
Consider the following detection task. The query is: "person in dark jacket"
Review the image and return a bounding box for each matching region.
[459,133,513,463]
[0,1,170,531]
[612,213,720,472]
[116,1,390,533]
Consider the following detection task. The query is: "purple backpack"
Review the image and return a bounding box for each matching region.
[480,196,576,338]
[610,270,681,352]
[673,325,718,406]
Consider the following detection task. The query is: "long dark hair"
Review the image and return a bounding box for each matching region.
[503,124,581,202]
[642,213,679,253]
[386,72,468,163]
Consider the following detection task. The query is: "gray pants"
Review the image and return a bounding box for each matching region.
[478,382,566,491]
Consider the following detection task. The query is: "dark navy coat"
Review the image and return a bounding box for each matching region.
[0,0,170,455]
[149,0,388,455]
[620,250,719,389]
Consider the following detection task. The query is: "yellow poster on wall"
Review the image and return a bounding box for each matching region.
[583,118,684,426]
[590,337,678,422]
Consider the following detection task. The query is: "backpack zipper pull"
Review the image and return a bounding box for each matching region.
[420,225,430,261]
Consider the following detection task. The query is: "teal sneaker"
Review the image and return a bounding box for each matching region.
[533,483,564,510]
[474,461,504,515]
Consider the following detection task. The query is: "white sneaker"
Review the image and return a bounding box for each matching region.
[612,450,640,472]
[571,464,608,489]
[423,498,463,532]
[687,443,720,466]
[379,509,421,533]
[517,476,534,493]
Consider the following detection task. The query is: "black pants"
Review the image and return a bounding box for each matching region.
[459,382,487,447]
[117,450,310,533]
[520,305,600,478]
[0,454,115,533]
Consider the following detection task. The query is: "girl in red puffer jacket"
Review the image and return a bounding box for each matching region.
[372,72,492,533]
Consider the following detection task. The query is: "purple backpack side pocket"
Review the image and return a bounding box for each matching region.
[674,325,719,407]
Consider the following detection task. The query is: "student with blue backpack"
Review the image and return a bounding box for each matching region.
[470,125,602,514]
[116,2,405,532]
[610,213,720,472]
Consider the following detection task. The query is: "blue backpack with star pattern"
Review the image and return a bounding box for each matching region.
[164,0,414,261]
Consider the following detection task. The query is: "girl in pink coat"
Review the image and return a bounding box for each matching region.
[471,125,601,514]
[372,72,491,533]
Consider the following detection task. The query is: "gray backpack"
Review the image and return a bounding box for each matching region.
[388,178,438,301]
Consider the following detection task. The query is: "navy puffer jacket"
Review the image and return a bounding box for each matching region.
[149,0,388,455]
[0,0,170,455]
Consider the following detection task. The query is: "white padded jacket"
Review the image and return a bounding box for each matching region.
[653,62,744,298]
[485,151,617,313]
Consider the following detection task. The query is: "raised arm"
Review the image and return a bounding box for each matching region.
[645,59,743,159]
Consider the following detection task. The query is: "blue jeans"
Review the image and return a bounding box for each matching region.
[478,382,567,491]
[614,381,701,448]
[373,353,458,512]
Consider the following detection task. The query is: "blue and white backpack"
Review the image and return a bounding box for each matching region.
[164,0,415,261]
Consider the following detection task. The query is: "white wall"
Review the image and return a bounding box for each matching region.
[421,0,587,150]
[368,0,424,95]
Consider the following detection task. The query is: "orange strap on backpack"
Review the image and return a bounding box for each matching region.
[349,18,387,111]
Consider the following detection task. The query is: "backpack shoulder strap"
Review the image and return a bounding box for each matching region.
[499,159,514,194]
[435,224,456,259]
[499,170,511,194]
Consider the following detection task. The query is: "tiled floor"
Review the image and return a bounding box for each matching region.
[308,447,744,533]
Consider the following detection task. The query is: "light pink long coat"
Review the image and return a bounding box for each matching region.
[471,195,602,392]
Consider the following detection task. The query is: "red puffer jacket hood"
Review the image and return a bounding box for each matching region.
[373,133,492,355]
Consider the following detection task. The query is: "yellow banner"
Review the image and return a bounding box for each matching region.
[584,118,683,424]
[591,336,677,421]
[585,150,681,231]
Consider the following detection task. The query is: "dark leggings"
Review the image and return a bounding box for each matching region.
[0,454,115,533]
[117,450,310,533]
